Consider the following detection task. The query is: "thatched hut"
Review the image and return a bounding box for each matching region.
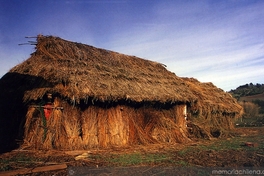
[0,35,196,151]
[0,35,242,151]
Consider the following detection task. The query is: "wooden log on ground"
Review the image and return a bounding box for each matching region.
[0,164,67,176]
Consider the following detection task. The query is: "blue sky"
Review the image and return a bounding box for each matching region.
[1,0,264,91]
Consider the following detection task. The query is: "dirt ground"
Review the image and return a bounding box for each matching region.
[0,127,264,175]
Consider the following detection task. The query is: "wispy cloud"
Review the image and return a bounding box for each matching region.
[103,1,264,90]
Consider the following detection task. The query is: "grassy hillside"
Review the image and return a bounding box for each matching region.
[229,83,264,126]
[229,83,264,100]
[229,83,264,112]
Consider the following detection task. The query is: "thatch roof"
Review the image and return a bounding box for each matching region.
[182,77,243,116]
[7,35,197,104]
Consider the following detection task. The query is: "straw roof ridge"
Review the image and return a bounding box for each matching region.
[8,35,196,104]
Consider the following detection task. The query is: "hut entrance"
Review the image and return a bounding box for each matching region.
[174,104,188,128]
[24,93,64,148]
[30,93,64,120]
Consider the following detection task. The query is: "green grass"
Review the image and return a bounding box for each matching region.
[0,158,12,171]
[88,132,264,167]
[176,134,264,157]
[0,153,41,171]
[198,138,243,151]
[108,153,143,166]
[90,152,172,166]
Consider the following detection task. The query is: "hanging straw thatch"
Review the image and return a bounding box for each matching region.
[0,35,242,151]
[182,78,243,138]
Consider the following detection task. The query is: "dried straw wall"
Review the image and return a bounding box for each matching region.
[23,98,189,150]
[187,103,239,138]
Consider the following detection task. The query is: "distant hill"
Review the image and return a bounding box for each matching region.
[229,83,264,114]
[229,83,264,99]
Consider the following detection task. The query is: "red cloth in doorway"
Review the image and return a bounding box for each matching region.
[44,104,52,120]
